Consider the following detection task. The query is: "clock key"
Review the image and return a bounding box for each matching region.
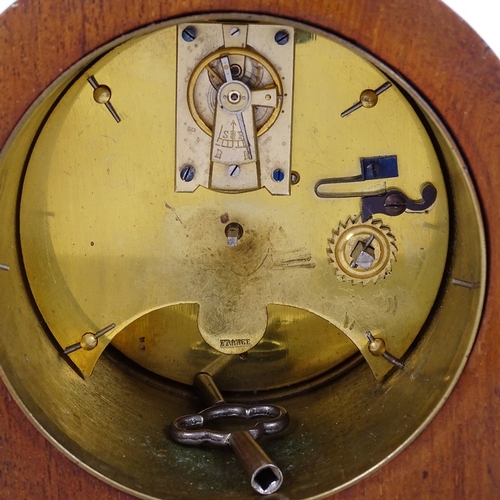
[170,371,289,495]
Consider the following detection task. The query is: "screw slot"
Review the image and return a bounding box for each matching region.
[181,26,197,42]
[272,169,285,182]
[180,165,195,182]
[275,30,290,45]
[384,193,407,216]
[228,165,241,177]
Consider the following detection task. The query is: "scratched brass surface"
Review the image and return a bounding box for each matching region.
[21,24,448,383]
[0,16,485,500]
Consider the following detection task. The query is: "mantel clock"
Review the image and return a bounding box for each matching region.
[0,1,498,499]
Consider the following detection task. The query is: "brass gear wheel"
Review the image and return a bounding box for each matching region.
[328,216,397,285]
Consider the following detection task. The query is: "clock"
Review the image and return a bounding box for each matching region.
[0,1,498,499]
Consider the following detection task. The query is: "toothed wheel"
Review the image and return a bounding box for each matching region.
[328,216,397,285]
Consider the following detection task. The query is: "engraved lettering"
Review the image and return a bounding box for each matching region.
[216,121,245,150]
[220,338,251,348]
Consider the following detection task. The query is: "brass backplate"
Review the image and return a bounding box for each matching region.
[21,24,449,383]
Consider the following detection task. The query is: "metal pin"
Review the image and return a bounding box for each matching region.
[341,81,392,117]
[0,264,10,271]
[206,64,224,85]
[63,323,116,355]
[199,354,234,379]
[350,235,375,268]
[366,331,404,369]
[452,278,481,289]
[87,76,121,123]
[225,222,243,247]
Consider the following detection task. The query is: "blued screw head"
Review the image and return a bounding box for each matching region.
[275,30,290,45]
[272,169,285,182]
[182,26,197,42]
[180,165,195,182]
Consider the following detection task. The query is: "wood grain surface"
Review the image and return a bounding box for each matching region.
[1,1,499,499]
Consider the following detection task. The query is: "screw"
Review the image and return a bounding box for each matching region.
[182,26,197,42]
[230,27,240,37]
[272,169,285,182]
[180,165,195,182]
[275,30,290,45]
[384,193,407,216]
[228,165,240,177]
[291,171,300,185]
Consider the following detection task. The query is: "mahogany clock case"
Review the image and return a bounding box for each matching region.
[0,1,499,499]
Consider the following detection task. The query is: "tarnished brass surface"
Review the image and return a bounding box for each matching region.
[0,15,485,500]
[21,24,448,382]
[111,304,358,391]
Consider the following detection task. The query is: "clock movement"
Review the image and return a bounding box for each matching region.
[0,1,499,499]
